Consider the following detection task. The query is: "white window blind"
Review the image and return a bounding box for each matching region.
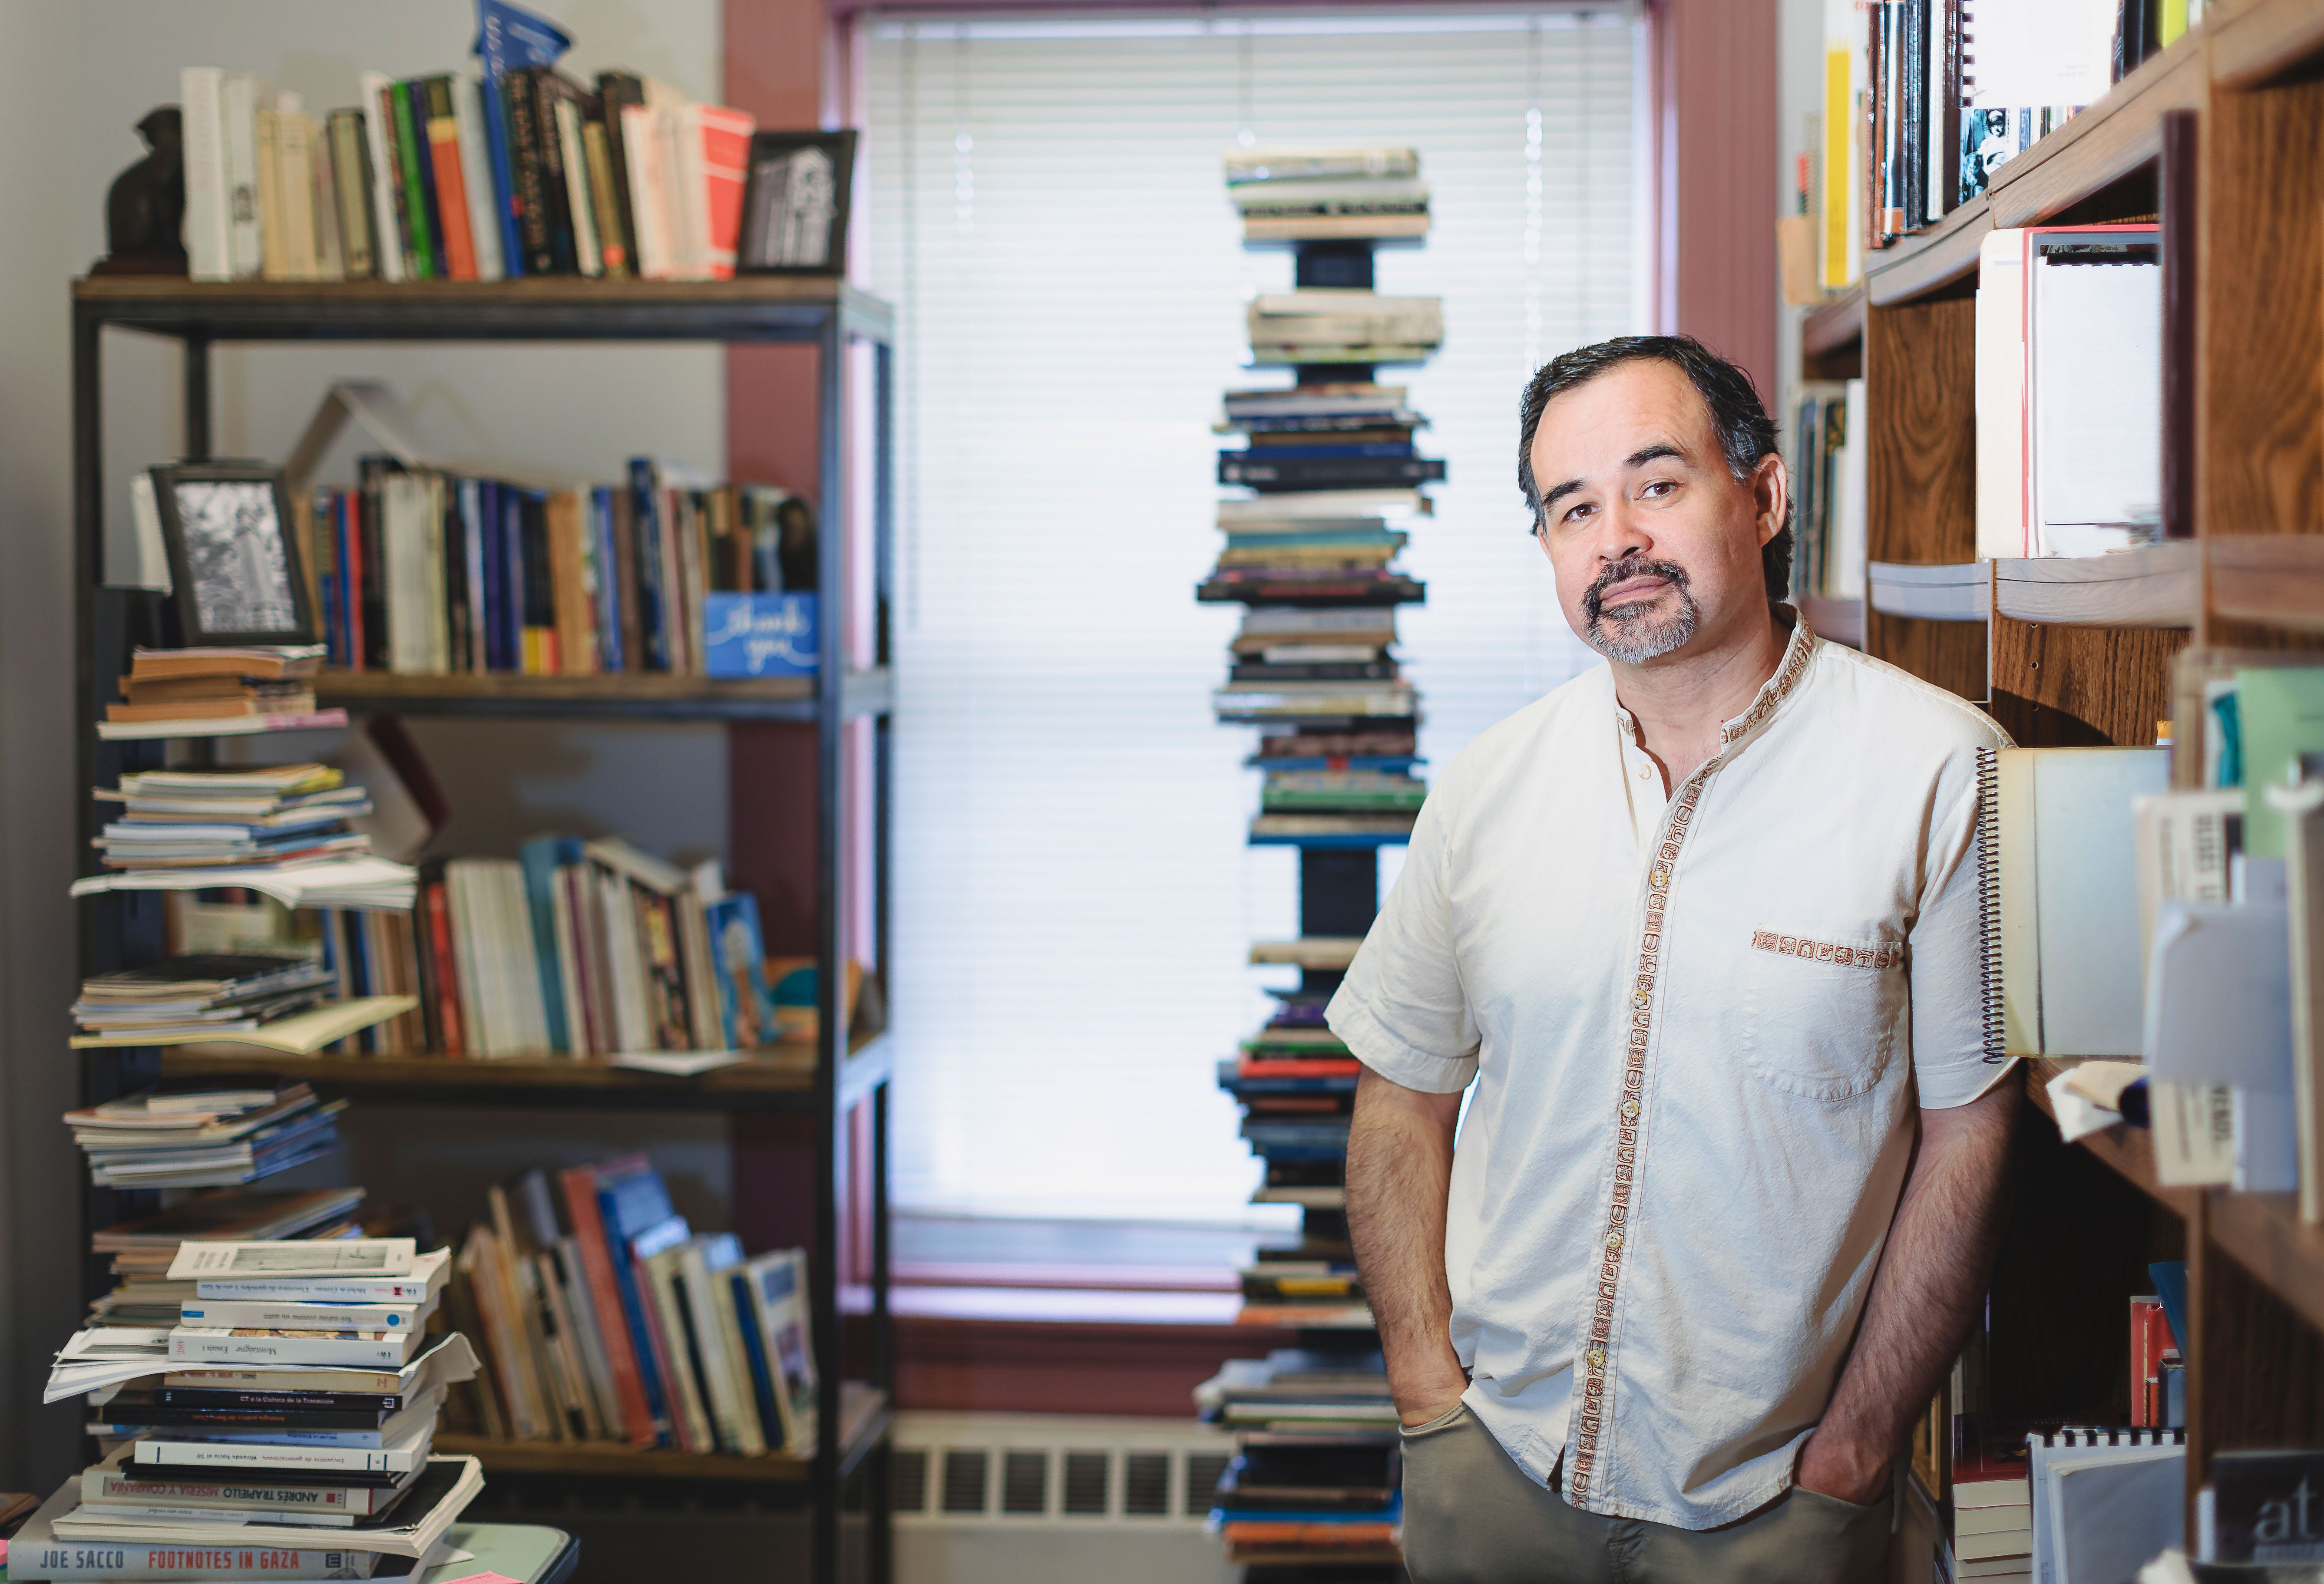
[867,7,1649,1223]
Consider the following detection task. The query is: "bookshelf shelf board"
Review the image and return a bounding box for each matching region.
[313,667,892,722]
[71,275,894,345]
[1802,287,1865,359]
[1248,831,1414,850]
[2208,1191,2324,1336]
[2023,1058,2197,1218]
[436,1383,889,1483]
[1864,196,1991,308]
[2206,534,2324,633]
[1990,545,2197,629]
[1868,562,1989,623]
[2214,0,2324,86]
[1800,594,1864,649]
[1985,32,2205,234]
[145,1028,892,1113]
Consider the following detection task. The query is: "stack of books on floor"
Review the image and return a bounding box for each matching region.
[1197,1350,1402,1578]
[61,1087,347,1191]
[1226,147,1428,244]
[98,647,345,740]
[309,459,815,677]
[22,1142,483,1584]
[439,1156,817,1456]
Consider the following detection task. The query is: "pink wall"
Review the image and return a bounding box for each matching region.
[1657,0,1780,403]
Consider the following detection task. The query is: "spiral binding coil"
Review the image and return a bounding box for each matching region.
[1976,746,2007,1062]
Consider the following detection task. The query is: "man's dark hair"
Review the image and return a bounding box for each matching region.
[1515,334,1792,602]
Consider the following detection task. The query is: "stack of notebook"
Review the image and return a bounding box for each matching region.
[95,765,372,871]
[60,1088,347,1191]
[98,646,343,740]
[1226,147,1429,243]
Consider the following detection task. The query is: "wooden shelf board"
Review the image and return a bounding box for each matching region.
[1986,34,2205,233]
[147,1028,891,1111]
[73,274,895,343]
[1864,196,1992,308]
[2208,1191,2324,1335]
[1992,544,2198,628]
[436,1382,888,1482]
[1802,287,1865,357]
[1868,562,1990,623]
[1800,594,1864,648]
[2205,535,2324,634]
[313,668,893,722]
[2025,1058,2198,1218]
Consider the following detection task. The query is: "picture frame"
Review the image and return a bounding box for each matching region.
[736,130,857,276]
[148,461,319,646]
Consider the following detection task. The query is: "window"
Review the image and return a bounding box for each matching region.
[867,7,1648,1223]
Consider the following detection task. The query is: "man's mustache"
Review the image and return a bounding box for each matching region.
[1583,557,1690,622]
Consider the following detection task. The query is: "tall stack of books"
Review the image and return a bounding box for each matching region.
[98,647,344,741]
[1197,1350,1402,1579]
[1197,146,1441,1581]
[22,1145,485,1584]
[95,767,371,871]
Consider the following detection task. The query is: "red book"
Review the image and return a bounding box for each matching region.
[559,1165,657,1448]
[343,492,365,672]
[422,79,478,280]
[1240,1058,1362,1079]
[425,880,465,1058]
[691,105,755,280]
[2131,1296,2176,1427]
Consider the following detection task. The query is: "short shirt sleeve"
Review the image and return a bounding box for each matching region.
[1326,785,1480,1094]
[1910,744,2019,1109]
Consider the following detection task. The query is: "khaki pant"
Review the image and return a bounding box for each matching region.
[1399,1405,1892,1584]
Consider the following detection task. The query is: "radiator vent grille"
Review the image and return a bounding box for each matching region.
[893,1447,929,1515]
[1061,1451,1111,1515]
[941,1449,990,1514]
[893,1413,1239,1526]
[1123,1452,1172,1516]
[1001,1450,1049,1515]
[1183,1452,1232,1516]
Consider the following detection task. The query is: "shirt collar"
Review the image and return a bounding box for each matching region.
[1607,605,1820,749]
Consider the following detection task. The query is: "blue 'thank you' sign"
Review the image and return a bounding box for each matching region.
[704,594,817,678]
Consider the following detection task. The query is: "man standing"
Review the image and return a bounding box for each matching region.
[1332,336,2016,1582]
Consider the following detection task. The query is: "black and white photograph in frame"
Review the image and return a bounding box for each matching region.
[737,130,856,274]
[150,462,317,646]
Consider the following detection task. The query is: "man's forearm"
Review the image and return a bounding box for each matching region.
[1346,1067,1468,1422]
[1798,1075,2018,1502]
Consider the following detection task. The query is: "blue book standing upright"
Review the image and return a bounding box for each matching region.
[597,1162,682,1445]
[517,835,584,1053]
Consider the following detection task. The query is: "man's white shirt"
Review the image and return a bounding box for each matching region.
[1328,614,2016,1530]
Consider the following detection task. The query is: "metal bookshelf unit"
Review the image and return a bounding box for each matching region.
[68,275,896,1584]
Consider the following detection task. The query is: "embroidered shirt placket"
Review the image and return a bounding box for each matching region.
[1563,621,1817,1512]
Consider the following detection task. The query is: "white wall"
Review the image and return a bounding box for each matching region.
[2,0,730,1488]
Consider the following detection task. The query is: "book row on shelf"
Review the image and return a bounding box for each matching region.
[291,460,816,680]
[1812,0,2203,290]
[180,53,756,285]
[1193,147,1438,1583]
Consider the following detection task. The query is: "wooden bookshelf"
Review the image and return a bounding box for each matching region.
[313,666,894,722]
[1828,0,2324,1523]
[1867,562,1987,623]
[143,1029,894,1114]
[439,1383,890,1483]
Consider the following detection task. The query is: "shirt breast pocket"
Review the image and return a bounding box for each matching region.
[1739,927,1904,1102]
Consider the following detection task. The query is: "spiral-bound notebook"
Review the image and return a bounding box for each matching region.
[2026,1427,2188,1584]
[1977,746,2171,1058]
